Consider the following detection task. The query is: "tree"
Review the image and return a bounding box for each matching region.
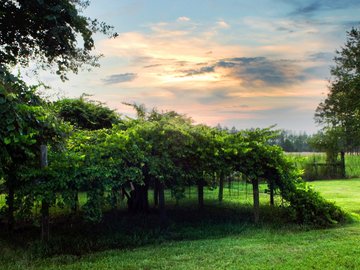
[0,0,116,80]
[315,27,360,155]
[308,128,346,178]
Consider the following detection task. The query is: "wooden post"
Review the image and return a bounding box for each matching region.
[158,181,166,225]
[197,179,204,209]
[40,144,50,242]
[154,179,159,207]
[340,151,346,178]
[228,175,231,196]
[218,172,224,203]
[252,178,259,224]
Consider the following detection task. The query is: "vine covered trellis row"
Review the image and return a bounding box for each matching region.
[0,71,347,241]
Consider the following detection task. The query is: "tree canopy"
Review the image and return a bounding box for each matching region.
[54,95,121,130]
[0,0,116,80]
[315,26,360,153]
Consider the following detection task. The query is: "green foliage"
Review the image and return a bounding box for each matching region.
[284,187,346,227]
[309,128,345,163]
[54,95,121,130]
[0,68,69,226]
[315,26,360,152]
[1,92,347,228]
[0,0,116,80]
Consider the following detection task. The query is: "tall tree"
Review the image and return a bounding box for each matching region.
[315,27,360,154]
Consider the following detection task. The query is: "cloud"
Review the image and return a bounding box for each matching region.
[308,52,334,62]
[143,64,163,68]
[93,19,332,133]
[216,20,230,28]
[222,57,305,86]
[291,2,321,16]
[182,65,215,76]
[343,20,360,29]
[102,73,138,84]
[179,57,306,87]
[277,26,295,33]
[177,16,191,22]
[197,90,232,104]
[288,0,360,16]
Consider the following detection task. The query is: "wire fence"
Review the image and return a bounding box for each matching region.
[0,180,279,218]
[288,152,360,180]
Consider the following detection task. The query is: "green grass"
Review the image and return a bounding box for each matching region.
[2,224,360,270]
[309,178,360,215]
[1,179,360,270]
[345,155,360,178]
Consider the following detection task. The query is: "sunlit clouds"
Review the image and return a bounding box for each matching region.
[177,16,191,22]
[29,0,360,133]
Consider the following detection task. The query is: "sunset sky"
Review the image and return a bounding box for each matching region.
[31,0,360,133]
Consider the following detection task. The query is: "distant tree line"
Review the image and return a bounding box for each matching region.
[217,125,315,153]
[269,130,314,152]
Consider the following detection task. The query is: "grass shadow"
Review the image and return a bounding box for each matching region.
[0,201,309,257]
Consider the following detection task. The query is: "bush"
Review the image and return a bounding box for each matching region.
[285,187,347,227]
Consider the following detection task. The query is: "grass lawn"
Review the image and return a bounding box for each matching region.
[309,178,360,215]
[1,179,360,270]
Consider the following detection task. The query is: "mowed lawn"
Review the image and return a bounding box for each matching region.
[1,179,360,270]
[309,178,360,215]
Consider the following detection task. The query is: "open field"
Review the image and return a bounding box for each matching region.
[1,178,360,269]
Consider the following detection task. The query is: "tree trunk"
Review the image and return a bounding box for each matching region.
[158,181,166,225]
[197,180,204,209]
[127,183,149,213]
[141,181,149,212]
[252,178,259,224]
[269,181,274,206]
[218,172,224,202]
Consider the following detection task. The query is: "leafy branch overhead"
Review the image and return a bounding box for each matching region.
[0,0,117,80]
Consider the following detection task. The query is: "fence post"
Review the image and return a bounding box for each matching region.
[340,151,346,178]
[158,181,166,226]
[252,178,259,224]
[40,144,49,242]
[218,171,224,202]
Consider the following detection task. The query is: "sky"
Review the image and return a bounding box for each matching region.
[29,0,360,133]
